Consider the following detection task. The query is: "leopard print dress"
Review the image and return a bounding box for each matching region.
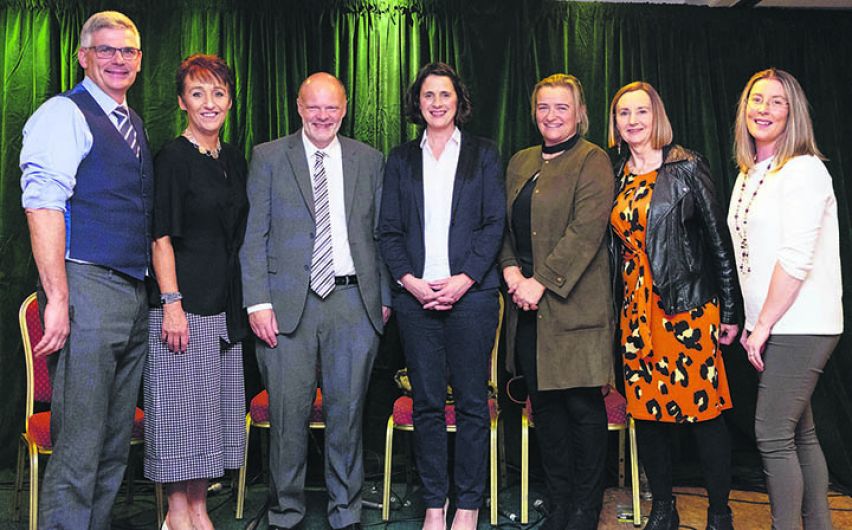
[611,169,732,423]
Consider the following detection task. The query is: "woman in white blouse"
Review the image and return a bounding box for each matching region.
[729,67,842,530]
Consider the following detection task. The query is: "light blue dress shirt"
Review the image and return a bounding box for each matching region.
[20,77,128,211]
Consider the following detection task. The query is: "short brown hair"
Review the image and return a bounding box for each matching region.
[607,81,673,150]
[176,54,235,100]
[530,74,589,136]
[733,67,824,173]
[404,62,473,126]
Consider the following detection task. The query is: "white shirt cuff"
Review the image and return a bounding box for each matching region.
[247,303,273,314]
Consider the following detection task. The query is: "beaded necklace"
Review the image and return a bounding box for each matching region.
[183,129,221,159]
[732,161,770,275]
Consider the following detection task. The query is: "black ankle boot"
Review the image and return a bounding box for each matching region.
[706,506,733,530]
[644,497,679,530]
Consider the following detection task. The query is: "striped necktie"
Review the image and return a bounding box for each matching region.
[112,106,140,158]
[310,151,335,298]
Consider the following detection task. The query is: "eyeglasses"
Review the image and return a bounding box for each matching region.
[85,45,141,61]
[748,95,788,111]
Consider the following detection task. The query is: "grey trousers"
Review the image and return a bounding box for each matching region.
[755,333,839,530]
[255,284,379,529]
[39,262,148,530]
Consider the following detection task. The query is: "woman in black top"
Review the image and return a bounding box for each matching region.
[143,54,248,530]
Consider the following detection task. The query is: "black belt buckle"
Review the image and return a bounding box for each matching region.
[334,275,358,286]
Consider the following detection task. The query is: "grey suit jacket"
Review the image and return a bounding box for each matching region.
[240,130,390,334]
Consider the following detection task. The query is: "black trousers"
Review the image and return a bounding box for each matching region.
[635,416,732,511]
[516,310,607,511]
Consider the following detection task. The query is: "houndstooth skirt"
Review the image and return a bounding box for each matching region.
[143,308,245,483]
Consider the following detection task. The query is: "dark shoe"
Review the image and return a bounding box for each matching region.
[270,524,304,530]
[644,497,679,530]
[706,506,733,530]
[565,506,601,530]
[541,504,573,530]
[335,525,362,530]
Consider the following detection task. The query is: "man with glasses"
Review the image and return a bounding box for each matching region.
[20,10,152,529]
[241,72,391,530]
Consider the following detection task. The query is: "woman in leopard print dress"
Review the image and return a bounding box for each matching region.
[608,82,740,530]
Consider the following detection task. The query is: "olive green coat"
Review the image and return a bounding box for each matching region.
[500,139,615,390]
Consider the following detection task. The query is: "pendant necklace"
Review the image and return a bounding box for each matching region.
[183,129,221,160]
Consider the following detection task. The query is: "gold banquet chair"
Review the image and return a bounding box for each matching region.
[382,292,504,525]
[13,293,164,530]
[235,387,325,519]
[519,384,641,526]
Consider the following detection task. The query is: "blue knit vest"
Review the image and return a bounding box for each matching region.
[63,83,153,280]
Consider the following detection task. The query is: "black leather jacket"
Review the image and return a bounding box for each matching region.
[609,144,739,324]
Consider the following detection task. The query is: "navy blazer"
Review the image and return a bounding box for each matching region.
[379,131,506,292]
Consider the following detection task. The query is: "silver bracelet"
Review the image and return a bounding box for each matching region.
[160,291,183,305]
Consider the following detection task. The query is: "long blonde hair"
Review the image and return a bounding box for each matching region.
[733,68,824,173]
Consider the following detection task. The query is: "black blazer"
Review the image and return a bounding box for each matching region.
[378,131,506,292]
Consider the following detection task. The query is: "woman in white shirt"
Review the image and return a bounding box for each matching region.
[728,68,842,530]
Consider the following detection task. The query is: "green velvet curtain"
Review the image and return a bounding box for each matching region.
[1,0,851,488]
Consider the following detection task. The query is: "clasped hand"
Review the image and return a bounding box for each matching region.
[402,273,474,310]
[503,266,544,311]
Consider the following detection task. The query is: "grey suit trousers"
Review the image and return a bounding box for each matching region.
[39,262,148,530]
[256,284,379,529]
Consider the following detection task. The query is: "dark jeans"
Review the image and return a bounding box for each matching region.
[635,416,731,511]
[394,289,499,509]
[516,310,607,511]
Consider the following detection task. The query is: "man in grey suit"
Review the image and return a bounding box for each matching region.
[240,72,390,530]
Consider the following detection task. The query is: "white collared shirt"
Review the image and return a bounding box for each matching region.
[301,130,356,277]
[247,131,357,315]
[421,127,461,281]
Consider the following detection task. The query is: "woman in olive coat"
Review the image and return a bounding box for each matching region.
[499,73,614,530]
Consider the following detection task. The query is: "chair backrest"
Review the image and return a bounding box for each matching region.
[603,385,628,426]
[19,293,52,421]
[525,384,628,428]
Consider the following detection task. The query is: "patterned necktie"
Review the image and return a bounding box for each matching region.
[112,106,140,158]
[310,151,335,298]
